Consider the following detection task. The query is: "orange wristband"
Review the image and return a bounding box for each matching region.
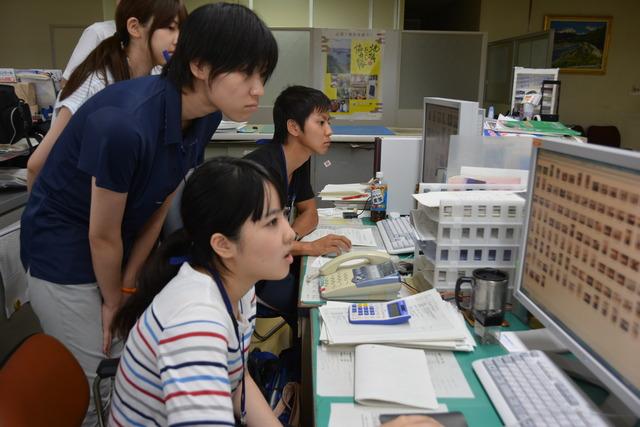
[121,287,137,294]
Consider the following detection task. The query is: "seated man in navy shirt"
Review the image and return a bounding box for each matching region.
[245,86,351,325]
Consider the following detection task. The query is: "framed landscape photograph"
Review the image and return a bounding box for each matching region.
[544,15,612,74]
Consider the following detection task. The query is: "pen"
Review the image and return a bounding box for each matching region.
[341,193,369,200]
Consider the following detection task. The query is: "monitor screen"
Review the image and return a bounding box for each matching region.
[421,97,481,184]
[515,139,640,415]
[422,103,459,183]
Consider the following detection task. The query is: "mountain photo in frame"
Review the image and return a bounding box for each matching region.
[544,16,612,74]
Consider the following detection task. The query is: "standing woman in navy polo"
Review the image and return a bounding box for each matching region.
[20,4,277,425]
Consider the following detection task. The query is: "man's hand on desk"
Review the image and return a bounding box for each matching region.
[295,234,352,257]
[381,415,443,427]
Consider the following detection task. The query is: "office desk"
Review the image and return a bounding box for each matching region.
[297,218,386,424]
[0,189,28,229]
[310,309,529,427]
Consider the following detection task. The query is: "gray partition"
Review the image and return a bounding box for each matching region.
[483,30,553,113]
[398,31,486,109]
[252,29,312,124]
[253,28,487,128]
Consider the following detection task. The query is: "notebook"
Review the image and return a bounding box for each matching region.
[354,344,438,410]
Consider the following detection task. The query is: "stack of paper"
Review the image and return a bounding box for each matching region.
[318,183,371,210]
[319,289,475,351]
[354,344,438,409]
[319,183,370,199]
[216,120,248,133]
[489,117,580,137]
[302,227,378,247]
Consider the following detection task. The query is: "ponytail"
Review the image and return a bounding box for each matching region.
[111,228,191,339]
[60,35,129,102]
[112,157,284,340]
[61,0,187,102]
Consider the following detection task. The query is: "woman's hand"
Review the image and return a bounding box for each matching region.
[101,299,121,356]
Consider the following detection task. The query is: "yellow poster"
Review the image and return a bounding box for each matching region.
[321,30,384,119]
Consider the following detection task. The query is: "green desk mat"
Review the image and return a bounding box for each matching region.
[310,309,529,427]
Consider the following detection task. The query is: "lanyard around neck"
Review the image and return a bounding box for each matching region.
[206,266,247,425]
[279,144,296,221]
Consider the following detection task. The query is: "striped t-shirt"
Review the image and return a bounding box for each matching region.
[108,262,256,426]
[53,70,114,122]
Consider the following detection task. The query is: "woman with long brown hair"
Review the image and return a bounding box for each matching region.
[26,0,187,190]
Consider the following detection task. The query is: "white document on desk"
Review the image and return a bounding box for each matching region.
[302,227,378,247]
[300,256,324,303]
[355,344,438,409]
[319,290,466,345]
[317,344,354,396]
[328,403,448,427]
[424,350,474,398]
[317,344,472,398]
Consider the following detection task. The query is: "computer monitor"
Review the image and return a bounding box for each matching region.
[514,138,640,417]
[421,97,482,183]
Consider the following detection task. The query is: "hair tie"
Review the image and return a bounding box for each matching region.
[169,255,191,265]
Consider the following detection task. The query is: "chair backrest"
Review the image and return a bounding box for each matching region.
[586,125,621,148]
[0,333,89,427]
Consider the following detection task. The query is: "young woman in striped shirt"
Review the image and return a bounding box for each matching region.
[109,157,295,426]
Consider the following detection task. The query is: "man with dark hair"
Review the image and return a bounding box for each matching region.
[22,5,277,424]
[245,85,351,323]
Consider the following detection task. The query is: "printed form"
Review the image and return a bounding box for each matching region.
[317,345,473,398]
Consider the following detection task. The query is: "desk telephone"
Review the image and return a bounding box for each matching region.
[318,251,402,301]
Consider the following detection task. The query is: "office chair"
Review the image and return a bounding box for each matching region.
[0,333,90,427]
[587,125,621,148]
[253,301,289,342]
[94,357,119,427]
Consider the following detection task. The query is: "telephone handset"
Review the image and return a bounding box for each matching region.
[318,250,402,301]
[319,250,393,276]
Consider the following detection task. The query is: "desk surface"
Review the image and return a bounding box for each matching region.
[297,218,527,426]
[211,125,420,142]
[0,189,28,217]
[310,309,529,427]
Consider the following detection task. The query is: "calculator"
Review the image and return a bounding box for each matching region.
[348,301,411,325]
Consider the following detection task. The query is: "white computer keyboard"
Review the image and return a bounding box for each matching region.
[376,216,417,255]
[473,350,609,427]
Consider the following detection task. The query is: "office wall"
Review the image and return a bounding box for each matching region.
[0,0,103,69]
[1,0,400,70]
[480,0,640,150]
[254,0,309,27]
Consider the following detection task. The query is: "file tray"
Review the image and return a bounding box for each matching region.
[411,208,522,245]
[412,191,525,224]
[415,241,519,268]
[412,256,516,293]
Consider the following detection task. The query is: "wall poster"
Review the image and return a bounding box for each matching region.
[321,29,384,120]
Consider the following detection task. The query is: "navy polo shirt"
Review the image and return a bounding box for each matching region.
[21,75,222,284]
[244,142,314,210]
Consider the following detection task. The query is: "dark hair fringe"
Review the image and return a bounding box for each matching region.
[272,85,331,144]
[61,0,187,101]
[164,3,278,89]
[111,157,284,339]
